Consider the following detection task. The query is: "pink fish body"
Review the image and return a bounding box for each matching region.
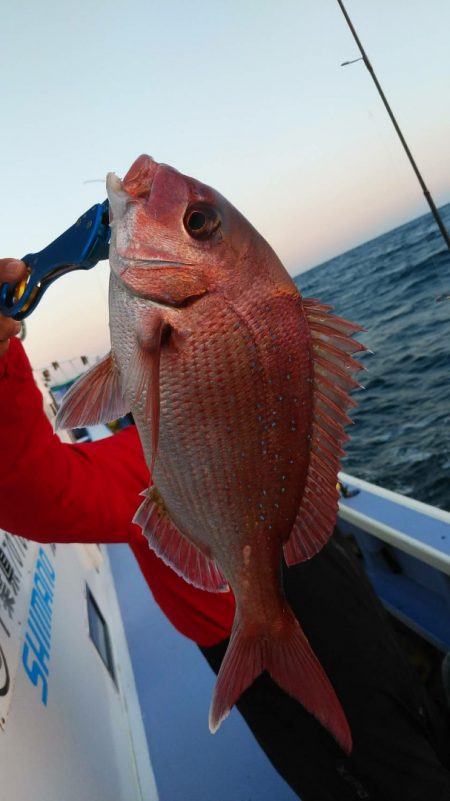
[57,155,364,753]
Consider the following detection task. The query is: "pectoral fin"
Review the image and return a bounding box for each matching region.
[55,353,129,430]
[123,321,165,473]
[124,308,190,471]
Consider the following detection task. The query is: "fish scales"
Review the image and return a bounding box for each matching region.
[148,296,311,563]
[57,154,364,753]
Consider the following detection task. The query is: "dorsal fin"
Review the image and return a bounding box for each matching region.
[283,299,365,565]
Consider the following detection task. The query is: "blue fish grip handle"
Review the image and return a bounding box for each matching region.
[0,200,110,321]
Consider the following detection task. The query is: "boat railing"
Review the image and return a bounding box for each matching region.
[338,472,450,652]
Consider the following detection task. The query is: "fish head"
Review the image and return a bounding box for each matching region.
[106,154,290,305]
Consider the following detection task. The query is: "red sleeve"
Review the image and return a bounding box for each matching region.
[0,338,150,544]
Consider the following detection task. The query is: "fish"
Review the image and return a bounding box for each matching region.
[56,154,365,753]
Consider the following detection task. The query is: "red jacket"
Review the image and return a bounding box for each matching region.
[0,338,235,646]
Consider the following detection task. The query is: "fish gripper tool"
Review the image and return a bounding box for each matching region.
[0,200,111,320]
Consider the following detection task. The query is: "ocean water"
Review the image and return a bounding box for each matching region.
[294,203,450,512]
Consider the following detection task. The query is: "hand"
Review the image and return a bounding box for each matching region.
[0,259,28,358]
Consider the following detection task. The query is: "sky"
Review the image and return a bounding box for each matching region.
[1,0,449,366]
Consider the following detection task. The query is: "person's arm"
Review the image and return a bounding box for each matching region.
[0,259,149,545]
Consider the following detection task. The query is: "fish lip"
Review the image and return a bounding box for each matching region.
[106,156,159,219]
[112,253,193,271]
[122,258,192,268]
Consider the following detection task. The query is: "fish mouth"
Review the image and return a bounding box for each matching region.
[122,154,159,197]
[118,257,191,269]
[106,154,159,221]
[111,252,193,274]
[107,156,204,308]
[107,156,191,270]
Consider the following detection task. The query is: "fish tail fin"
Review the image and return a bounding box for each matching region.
[209,612,352,754]
[266,616,352,754]
[208,619,264,734]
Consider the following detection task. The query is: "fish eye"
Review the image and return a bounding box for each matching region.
[184,203,221,240]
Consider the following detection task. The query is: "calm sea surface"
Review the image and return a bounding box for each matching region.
[294,203,450,512]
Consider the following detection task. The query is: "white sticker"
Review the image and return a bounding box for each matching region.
[0,531,38,730]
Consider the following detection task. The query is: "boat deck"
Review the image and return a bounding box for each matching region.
[108,544,298,801]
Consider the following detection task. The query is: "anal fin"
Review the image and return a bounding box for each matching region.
[134,487,228,593]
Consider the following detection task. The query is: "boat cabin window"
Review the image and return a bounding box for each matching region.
[86,585,116,683]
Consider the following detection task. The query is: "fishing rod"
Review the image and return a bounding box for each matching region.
[337,0,450,254]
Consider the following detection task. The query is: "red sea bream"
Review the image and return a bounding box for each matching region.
[57,154,365,753]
